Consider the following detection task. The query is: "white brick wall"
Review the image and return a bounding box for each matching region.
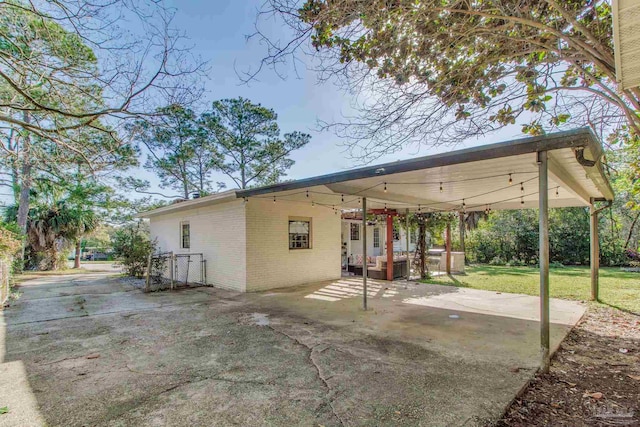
[148,196,342,292]
[149,200,247,292]
[245,198,342,291]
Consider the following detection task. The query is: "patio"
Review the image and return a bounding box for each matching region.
[0,271,585,426]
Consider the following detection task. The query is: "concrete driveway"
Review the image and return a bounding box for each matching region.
[0,273,585,426]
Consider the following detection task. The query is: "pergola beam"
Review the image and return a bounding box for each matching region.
[446,222,452,275]
[362,197,368,310]
[406,208,411,281]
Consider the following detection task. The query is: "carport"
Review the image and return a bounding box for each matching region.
[238,127,614,371]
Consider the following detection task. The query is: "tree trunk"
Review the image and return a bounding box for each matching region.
[418,222,427,278]
[74,240,81,269]
[16,115,32,270]
[624,211,640,249]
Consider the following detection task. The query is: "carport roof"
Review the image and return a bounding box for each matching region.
[139,128,613,218]
[237,127,613,213]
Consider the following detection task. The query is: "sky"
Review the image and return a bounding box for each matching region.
[127,0,526,197]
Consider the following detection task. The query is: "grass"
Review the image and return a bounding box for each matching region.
[423,265,640,314]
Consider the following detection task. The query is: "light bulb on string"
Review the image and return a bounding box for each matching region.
[520,182,524,194]
[384,182,387,193]
[341,194,344,203]
[509,174,513,185]
[306,190,309,198]
[439,182,443,193]
[521,196,524,205]
[273,195,276,204]
[418,204,421,213]
[555,187,559,198]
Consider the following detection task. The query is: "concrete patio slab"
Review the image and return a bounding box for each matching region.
[0,273,585,426]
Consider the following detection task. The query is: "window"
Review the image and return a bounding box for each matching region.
[373,228,380,248]
[180,222,190,249]
[350,223,360,240]
[393,225,400,241]
[289,220,311,249]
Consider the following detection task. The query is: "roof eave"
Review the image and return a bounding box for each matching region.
[237,128,600,198]
[136,190,239,218]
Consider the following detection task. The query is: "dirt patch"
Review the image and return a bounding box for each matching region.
[499,306,640,426]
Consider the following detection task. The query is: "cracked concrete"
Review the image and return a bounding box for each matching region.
[0,272,584,426]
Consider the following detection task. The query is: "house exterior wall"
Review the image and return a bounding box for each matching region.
[149,200,247,292]
[342,220,417,261]
[245,198,341,292]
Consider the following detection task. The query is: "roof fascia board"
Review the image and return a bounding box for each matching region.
[136,190,238,218]
[237,128,595,198]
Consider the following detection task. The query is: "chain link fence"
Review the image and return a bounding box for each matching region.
[0,258,10,307]
[145,252,207,292]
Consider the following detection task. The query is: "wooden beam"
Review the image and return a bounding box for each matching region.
[445,222,452,275]
[362,197,368,310]
[406,208,410,281]
[387,213,394,281]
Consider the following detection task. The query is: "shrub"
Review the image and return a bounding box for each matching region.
[112,222,156,278]
[489,256,506,266]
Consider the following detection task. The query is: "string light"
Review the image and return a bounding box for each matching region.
[556,187,559,198]
[509,174,513,185]
[341,194,344,202]
[520,182,524,194]
[418,204,422,212]
[462,199,466,212]
[384,182,387,192]
[384,203,387,212]
[521,196,525,205]
[306,190,309,198]
[358,198,361,205]
[273,195,276,203]
[439,182,443,193]
[485,205,489,215]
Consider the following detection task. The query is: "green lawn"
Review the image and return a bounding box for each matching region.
[424,265,640,314]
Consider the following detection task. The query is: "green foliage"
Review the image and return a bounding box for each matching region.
[467,210,539,265]
[131,104,221,199]
[287,0,636,148]
[0,222,21,259]
[466,207,631,267]
[200,97,311,189]
[112,222,155,278]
